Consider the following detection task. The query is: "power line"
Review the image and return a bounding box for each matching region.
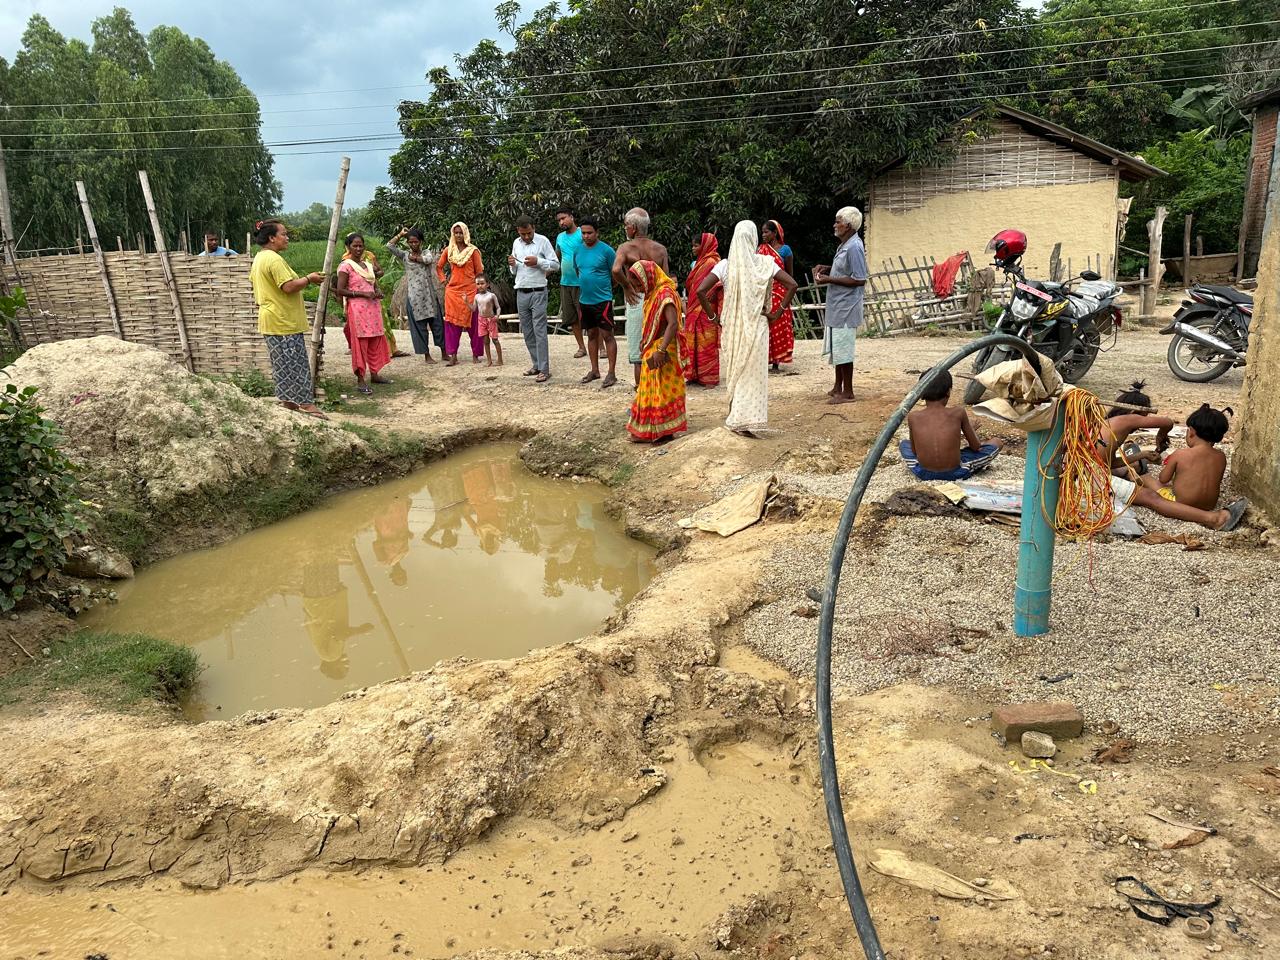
[1,18,1270,132]
[0,0,1252,116]
[7,68,1265,158]
[4,39,1265,140]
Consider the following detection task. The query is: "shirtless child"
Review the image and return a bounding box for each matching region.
[1103,402,1247,531]
[900,369,1003,480]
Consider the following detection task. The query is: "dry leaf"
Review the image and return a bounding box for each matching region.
[1094,739,1136,764]
[1163,831,1209,850]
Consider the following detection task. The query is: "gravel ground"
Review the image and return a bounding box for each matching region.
[731,347,1278,744]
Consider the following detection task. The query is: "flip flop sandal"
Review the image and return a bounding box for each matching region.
[357,386,373,396]
[601,374,617,388]
[523,368,539,376]
[1114,876,1220,927]
[1221,498,1249,531]
[573,350,588,359]
[581,372,601,384]
[535,373,550,383]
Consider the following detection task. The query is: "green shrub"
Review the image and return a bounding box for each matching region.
[221,367,275,398]
[0,383,86,610]
[0,630,202,708]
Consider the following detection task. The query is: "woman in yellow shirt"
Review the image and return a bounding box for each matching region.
[249,219,328,418]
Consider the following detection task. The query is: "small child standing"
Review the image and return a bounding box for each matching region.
[900,368,1003,480]
[471,275,503,367]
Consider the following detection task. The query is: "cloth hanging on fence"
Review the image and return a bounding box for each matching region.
[932,252,967,299]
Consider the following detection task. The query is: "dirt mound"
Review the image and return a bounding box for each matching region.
[6,337,364,511]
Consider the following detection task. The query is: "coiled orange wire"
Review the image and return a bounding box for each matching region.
[1047,388,1119,541]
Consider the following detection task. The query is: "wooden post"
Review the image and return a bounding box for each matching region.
[1049,243,1063,282]
[116,236,123,252]
[0,138,15,266]
[1182,214,1193,287]
[76,181,126,340]
[309,156,351,385]
[1196,235,1204,258]
[137,170,195,371]
[178,230,187,257]
[245,231,252,256]
[136,231,145,253]
[1144,205,1168,316]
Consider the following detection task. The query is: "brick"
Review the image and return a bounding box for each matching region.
[991,702,1084,742]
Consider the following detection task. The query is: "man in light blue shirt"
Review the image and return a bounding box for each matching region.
[571,217,618,388]
[508,215,559,383]
[198,231,236,257]
[555,208,589,358]
[814,206,868,405]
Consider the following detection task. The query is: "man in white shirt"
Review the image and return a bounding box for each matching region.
[508,216,559,383]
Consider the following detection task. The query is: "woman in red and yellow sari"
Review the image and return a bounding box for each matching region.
[759,219,795,370]
[627,260,687,443]
[680,232,721,387]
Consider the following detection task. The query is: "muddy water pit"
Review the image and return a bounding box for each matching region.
[81,443,656,719]
[1,738,808,959]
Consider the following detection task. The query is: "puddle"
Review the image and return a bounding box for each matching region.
[80,444,656,719]
[0,740,810,959]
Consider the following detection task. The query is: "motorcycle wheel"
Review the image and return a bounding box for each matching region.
[1167,320,1234,382]
[963,349,1007,405]
[1058,319,1101,384]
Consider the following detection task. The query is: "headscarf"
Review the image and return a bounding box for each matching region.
[764,220,785,244]
[686,232,721,316]
[720,220,778,392]
[447,221,479,267]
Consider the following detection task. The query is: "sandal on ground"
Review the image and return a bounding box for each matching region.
[581,371,601,384]
[1221,498,1249,532]
[535,373,550,383]
[523,367,539,376]
[601,373,617,389]
[573,349,588,359]
[357,385,373,396]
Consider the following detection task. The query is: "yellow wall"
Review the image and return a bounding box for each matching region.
[866,179,1120,280]
[1235,189,1280,523]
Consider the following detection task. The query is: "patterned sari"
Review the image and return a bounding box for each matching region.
[627,261,688,443]
[680,233,722,387]
[758,236,794,365]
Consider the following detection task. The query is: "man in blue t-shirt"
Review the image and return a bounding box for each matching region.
[555,208,589,359]
[198,231,237,257]
[571,217,618,388]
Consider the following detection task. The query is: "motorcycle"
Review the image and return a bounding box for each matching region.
[1161,284,1251,383]
[962,265,1123,406]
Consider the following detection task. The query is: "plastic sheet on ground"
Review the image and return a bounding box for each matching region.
[945,480,1144,537]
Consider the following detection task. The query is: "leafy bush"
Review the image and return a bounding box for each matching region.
[0,383,86,610]
[220,367,275,398]
[1,286,26,367]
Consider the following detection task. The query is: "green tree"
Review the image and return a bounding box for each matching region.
[371,0,1036,272]
[0,8,281,252]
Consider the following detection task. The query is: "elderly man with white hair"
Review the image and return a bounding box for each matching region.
[814,206,868,405]
[613,207,669,388]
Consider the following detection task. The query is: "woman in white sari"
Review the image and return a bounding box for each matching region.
[696,220,798,435]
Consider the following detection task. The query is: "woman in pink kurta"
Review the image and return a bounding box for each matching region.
[336,233,392,393]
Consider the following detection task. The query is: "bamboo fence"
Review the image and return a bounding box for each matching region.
[1,251,321,377]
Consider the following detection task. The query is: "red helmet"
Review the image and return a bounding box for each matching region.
[986,229,1027,268]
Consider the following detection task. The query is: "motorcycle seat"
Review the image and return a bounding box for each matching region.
[1197,284,1253,305]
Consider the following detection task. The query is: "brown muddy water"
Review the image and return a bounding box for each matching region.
[80,444,656,719]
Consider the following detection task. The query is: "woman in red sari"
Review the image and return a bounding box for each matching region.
[759,219,795,371]
[680,232,721,387]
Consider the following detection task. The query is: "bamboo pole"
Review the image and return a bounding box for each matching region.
[76,181,126,340]
[0,138,15,267]
[309,156,351,385]
[178,230,187,257]
[116,236,123,252]
[1144,205,1168,316]
[1182,214,1193,286]
[137,170,195,371]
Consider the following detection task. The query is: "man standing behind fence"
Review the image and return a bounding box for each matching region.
[200,231,236,256]
[508,216,559,384]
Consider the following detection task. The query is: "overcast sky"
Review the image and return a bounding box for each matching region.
[0,1,521,210]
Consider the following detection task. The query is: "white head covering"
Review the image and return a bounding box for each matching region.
[720,220,779,396]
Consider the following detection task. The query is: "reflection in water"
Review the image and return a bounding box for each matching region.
[80,444,657,719]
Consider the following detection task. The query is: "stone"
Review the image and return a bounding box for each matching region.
[1021,731,1058,759]
[63,544,134,580]
[991,702,1084,742]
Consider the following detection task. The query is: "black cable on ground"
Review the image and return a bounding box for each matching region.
[816,333,1039,959]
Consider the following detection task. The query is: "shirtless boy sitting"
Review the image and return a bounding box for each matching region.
[1103,402,1247,531]
[900,369,1002,481]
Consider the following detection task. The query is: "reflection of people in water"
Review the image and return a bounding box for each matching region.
[301,557,373,679]
[462,458,505,556]
[372,495,412,586]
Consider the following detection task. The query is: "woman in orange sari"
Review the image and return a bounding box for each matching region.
[680,232,721,387]
[436,221,485,366]
[627,260,687,443]
[759,219,795,370]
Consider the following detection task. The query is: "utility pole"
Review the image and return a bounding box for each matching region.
[0,137,16,266]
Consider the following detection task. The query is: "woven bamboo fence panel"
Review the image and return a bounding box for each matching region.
[875,119,1113,213]
[3,252,321,377]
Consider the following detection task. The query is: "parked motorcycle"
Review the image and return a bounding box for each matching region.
[963,230,1123,406]
[1161,284,1251,383]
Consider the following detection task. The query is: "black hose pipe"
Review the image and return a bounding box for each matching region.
[816,333,1040,959]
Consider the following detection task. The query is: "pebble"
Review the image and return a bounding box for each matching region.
[1021,731,1057,759]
